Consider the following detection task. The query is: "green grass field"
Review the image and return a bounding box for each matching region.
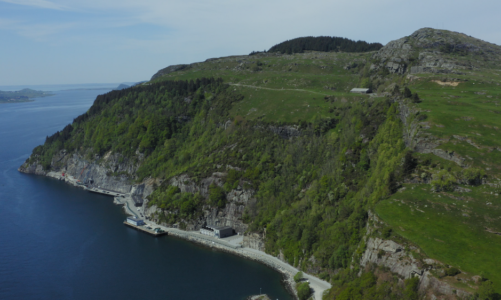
[376,183,501,291]
[407,72,501,178]
[152,51,374,123]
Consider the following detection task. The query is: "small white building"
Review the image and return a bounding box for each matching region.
[200,226,214,236]
[350,88,372,94]
[126,216,145,226]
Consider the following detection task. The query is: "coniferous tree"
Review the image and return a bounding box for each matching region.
[404,87,412,98]
[268,36,383,54]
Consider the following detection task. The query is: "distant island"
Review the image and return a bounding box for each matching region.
[0,88,53,103]
[114,81,147,90]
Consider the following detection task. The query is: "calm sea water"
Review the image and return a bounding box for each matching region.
[0,86,292,300]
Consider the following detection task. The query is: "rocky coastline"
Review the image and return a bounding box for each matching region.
[18,158,305,300]
[163,228,299,300]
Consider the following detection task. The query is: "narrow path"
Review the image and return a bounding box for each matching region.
[124,201,138,217]
[230,83,331,96]
[144,220,331,299]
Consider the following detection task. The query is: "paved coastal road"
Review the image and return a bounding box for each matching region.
[115,197,332,300]
[244,248,331,300]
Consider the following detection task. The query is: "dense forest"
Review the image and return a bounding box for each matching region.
[268,36,383,54]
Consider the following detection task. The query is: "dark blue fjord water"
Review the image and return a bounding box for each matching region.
[0,87,292,300]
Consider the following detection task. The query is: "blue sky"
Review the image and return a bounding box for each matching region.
[1,0,500,85]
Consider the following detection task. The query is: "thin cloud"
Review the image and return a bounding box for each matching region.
[0,18,75,41]
[1,0,66,10]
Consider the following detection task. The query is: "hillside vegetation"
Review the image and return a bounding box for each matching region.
[24,28,501,299]
[267,36,383,54]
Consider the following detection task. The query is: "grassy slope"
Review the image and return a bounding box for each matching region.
[376,64,501,290]
[152,51,375,123]
[377,184,501,291]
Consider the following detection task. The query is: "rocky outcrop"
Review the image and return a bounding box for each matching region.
[145,172,255,234]
[20,147,254,235]
[397,99,469,167]
[372,28,501,75]
[360,237,422,279]
[243,233,266,251]
[268,125,301,139]
[19,150,144,194]
[360,211,472,299]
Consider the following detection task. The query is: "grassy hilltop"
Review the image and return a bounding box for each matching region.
[24,28,501,299]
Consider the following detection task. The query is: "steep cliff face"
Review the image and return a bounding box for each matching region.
[19,150,142,194]
[20,150,254,235]
[359,211,473,299]
[143,172,255,234]
[397,97,468,168]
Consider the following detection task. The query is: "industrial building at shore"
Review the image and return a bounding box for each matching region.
[200,225,233,238]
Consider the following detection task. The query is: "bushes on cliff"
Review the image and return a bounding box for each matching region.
[327,269,422,300]
[297,282,311,300]
[461,168,485,186]
[431,170,457,192]
[445,267,461,276]
[294,271,303,283]
[209,184,226,208]
[30,77,233,170]
[147,185,203,222]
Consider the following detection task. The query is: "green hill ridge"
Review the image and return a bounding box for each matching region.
[20,28,501,300]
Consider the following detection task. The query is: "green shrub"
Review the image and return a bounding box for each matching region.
[382,227,392,238]
[478,280,497,300]
[294,271,303,283]
[404,87,412,98]
[319,272,330,281]
[404,276,420,300]
[297,282,311,300]
[412,93,421,103]
[209,183,226,208]
[461,168,485,186]
[431,170,456,192]
[445,267,461,276]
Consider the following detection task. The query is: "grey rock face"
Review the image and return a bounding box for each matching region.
[243,233,265,251]
[361,211,472,299]
[397,99,468,167]
[268,125,301,139]
[149,173,254,234]
[19,150,142,194]
[373,27,501,75]
[430,149,466,167]
[360,237,422,279]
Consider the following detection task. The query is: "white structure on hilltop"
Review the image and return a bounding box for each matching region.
[350,88,372,94]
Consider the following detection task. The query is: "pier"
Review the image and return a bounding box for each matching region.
[87,187,126,197]
[123,222,168,236]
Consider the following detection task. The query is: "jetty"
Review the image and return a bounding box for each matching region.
[123,222,168,237]
[87,187,126,197]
